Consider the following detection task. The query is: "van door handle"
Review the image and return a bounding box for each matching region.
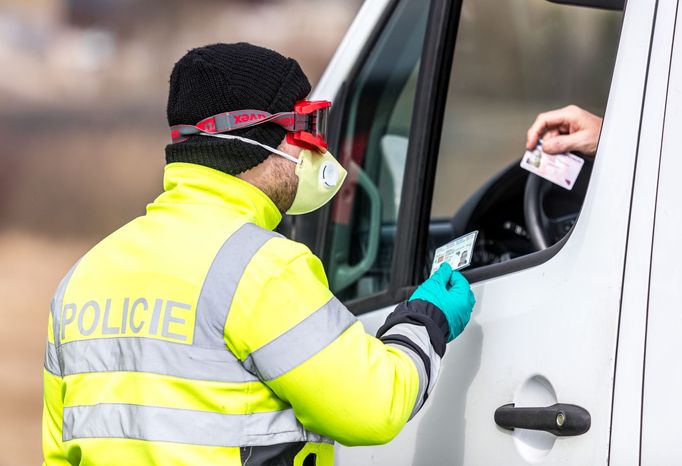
[494,403,591,436]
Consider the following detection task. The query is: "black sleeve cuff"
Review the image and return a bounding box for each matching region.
[376,299,449,357]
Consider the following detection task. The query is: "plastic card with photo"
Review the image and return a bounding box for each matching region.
[430,231,479,276]
[520,143,585,190]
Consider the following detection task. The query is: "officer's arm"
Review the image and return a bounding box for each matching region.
[225,240,448,446]
[43,313,70,465]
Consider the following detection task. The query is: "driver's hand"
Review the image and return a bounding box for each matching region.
[526,105,603,157]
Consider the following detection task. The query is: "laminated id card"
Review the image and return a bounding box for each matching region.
[430,231,478,276]
[520,143,584,190]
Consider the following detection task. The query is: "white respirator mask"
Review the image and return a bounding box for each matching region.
[200,133,347,215]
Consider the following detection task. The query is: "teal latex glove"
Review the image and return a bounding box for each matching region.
[410,262,476,342]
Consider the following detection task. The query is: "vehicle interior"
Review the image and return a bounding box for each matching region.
[292,0,624,309]
[428,156,595,273]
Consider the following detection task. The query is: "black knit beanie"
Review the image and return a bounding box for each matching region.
[165,43,312,175]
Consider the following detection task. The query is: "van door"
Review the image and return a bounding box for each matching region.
[332,1,652,462]
[297,0,660,464]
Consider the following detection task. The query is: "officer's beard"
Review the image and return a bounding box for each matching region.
[255,153,298,214]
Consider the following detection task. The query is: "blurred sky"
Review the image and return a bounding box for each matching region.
[0,1,361,464]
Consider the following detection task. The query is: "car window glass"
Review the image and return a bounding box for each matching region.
[324,0,429,302]
[426,0,622,276]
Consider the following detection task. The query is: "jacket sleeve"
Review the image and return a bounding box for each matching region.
[43,313,70,465]
[224,240,448,446]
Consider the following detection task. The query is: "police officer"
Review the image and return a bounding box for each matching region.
[42,43,476,466]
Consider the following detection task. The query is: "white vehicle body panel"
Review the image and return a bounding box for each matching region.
[640,2,682,463]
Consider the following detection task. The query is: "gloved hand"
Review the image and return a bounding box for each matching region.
[409,263,475,342]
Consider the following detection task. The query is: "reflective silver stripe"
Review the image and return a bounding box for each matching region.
[244,297,356,381]
[51,261,80,376]
[44,341,60,376]
[59,337,258,383]
[52,262,79,346]
[194,223,279,348]
[63,404,331,447]
[382,323,442,417]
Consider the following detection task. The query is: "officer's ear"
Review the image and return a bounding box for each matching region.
[277,138,303,161]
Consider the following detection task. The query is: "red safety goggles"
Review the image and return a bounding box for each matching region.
[169,100,331,152]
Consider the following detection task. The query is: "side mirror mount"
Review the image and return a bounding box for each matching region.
[547,0,624,10]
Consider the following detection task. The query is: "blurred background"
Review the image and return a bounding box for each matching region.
[0,0,622,463]
[0,0,361,463]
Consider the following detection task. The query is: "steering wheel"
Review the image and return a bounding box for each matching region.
[523,174,581,251]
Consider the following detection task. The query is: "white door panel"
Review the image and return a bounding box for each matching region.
[640,1,682,463]
[336,0,657,464]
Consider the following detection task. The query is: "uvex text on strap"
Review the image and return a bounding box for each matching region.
[170,100,331,151]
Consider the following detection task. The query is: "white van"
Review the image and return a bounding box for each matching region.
[289,0,681,464]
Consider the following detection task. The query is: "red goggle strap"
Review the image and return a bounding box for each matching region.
[170,100,331,147]
[170,110,312,144]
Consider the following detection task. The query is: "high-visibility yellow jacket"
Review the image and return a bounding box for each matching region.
[43,163,448,466]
